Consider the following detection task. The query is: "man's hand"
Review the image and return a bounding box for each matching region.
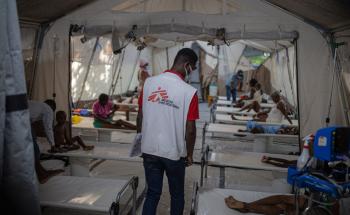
[185,156,193,167]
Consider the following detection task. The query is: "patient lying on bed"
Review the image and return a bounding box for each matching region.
[238,121,298,135]
[53,111,94,152]
[225,195,335,215]
[261,156,297,168]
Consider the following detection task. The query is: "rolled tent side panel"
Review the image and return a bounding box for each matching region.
[0,0,41,214]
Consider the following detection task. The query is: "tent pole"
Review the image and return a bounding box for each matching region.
[28,24,49,99]
[294,39,302,152]
[68,25,73,139]
[127,50,141,92]
[52,35,58,101]
[166,47,170,69]
[28,26,40,99]
[76,37,100,107]
[108,53,122,96]
[111,49,126,96]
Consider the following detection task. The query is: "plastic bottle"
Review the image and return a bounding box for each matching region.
[297,139,311,170]
[209,81,218,97]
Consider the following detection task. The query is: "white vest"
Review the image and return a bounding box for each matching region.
[267,101,284,123]
[141,72,197,160]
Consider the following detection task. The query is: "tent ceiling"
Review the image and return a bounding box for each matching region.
[16,0,350,32]
[265,0,350,31]
[17,0,96,23]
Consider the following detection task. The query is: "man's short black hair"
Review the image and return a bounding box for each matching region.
[98,93,109,102]
[56,110,66,119]
[249,78,258,87]
[44,99,56,111]
[173,48,198,65]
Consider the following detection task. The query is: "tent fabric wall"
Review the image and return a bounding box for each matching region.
[334,29,350,124]
[0,0,40,214]
[264,46,297,106]
[31,0,348,137]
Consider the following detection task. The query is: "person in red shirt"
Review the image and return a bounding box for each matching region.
[137,48,199,215]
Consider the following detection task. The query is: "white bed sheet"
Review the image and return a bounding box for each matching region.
[207,123,298,139]
[197,188,289,215]
[73,117,136,133]
[207,151,297,172]
[39,176,127,212]
[216,114,298,127]
[39,141,142,162]
[217,100,275,108]
[215,106,257,116]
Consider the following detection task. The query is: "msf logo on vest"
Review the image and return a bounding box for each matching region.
[148,87,179,109]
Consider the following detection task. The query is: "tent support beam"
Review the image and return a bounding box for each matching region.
[28,23,50,99]
[294,38,301,151]
[78,24,299,41]
[111,49,126,96]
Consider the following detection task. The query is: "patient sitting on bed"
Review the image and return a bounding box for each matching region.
[238,121,298,135]
[93,93,137,130]
[239,83,263,113]
[54,111,94,152]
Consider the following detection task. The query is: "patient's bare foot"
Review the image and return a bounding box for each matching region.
[83,145,94,151]
[225,196,245,210]
[261,155,270,163]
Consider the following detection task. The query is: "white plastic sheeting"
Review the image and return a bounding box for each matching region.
[0,0,40,214]
[30,0,348,136]
[71,35,152,102]
[196,188,288,215]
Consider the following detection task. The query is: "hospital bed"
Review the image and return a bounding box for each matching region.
[40,175,139,215]
[72,117,136,142]
[216,99,275,108]
[38,140,141,176]
[203,122,299,153]
[114,102,138,109]
[214,106,257,116]
[209,105,256,123]
[190,182,291,215]
[218,96,239,101]
[214,114,298,127]
[199,146,298,186]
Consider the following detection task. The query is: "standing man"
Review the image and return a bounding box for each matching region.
[137,48,199,215]
[230,70,244,103]
[29,99,63,183]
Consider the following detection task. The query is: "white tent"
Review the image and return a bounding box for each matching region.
[23,0,349,137]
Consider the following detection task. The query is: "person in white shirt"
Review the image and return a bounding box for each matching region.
[29,100,63,183]
[137,48,199,215]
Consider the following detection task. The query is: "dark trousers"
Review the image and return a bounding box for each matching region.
[225,85,231,101]
[142,154,186,215]
[231,88,237,103]
[31,125,40,163]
